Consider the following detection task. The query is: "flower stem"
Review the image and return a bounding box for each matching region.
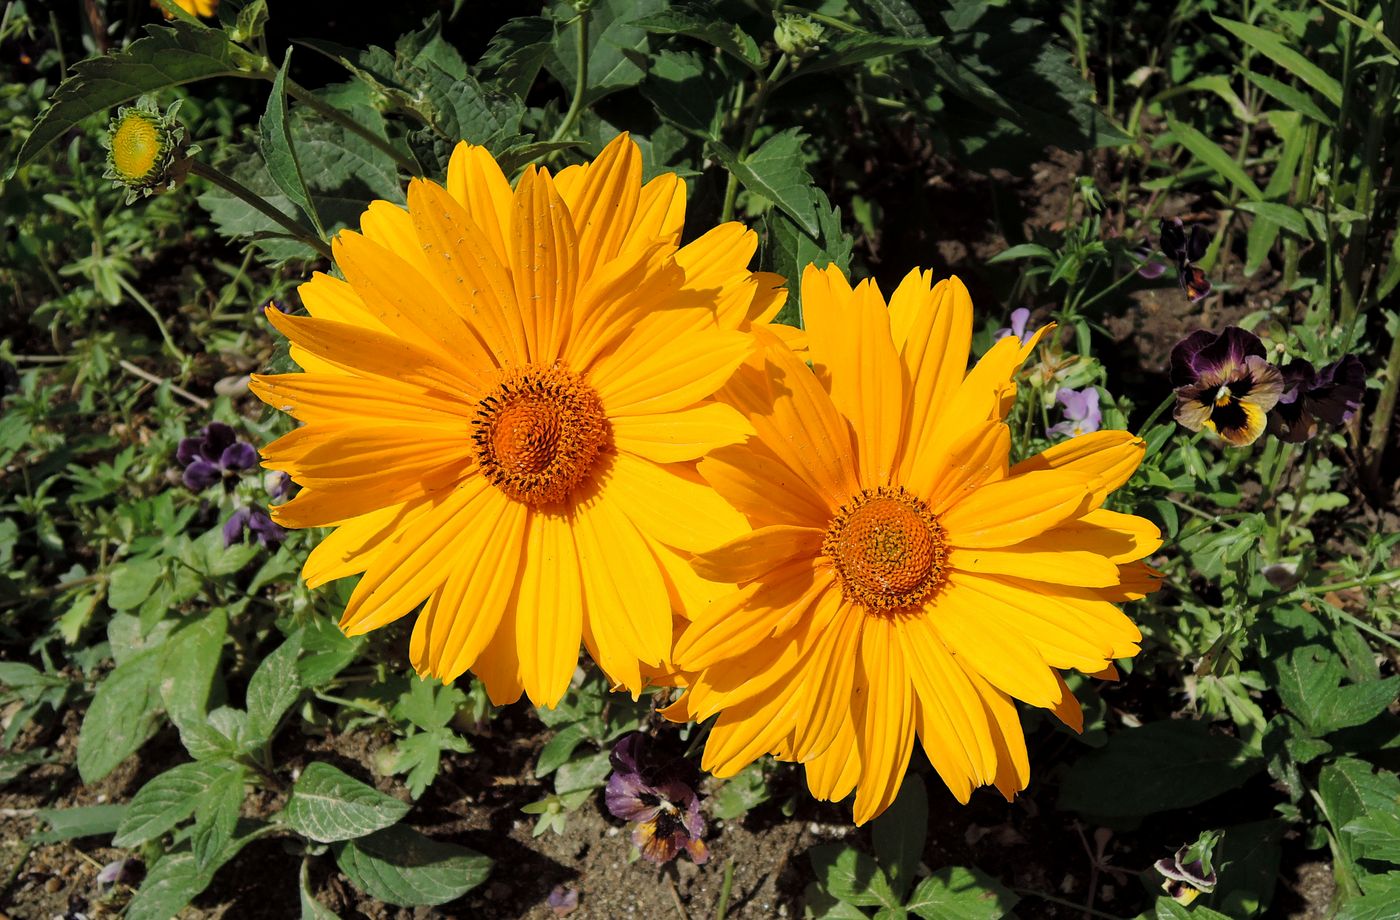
[188,159,333,261]
[1135,392,1175,438]
[549,8,592,144]
[712,858,735,920]
[1363,322,1400,489]
[115,275,186,363]
[719,54,791,224]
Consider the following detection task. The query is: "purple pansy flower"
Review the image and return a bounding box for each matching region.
[1047,387,1102,439]
[1266,354,1366,443]
[1170,327,1283,446]
[1158,218,1213,302]
[605,734,708,866]
[223,506,285,548]
[1154,843,1219,906]
[177,422,258,490]
[996,307,1031,343]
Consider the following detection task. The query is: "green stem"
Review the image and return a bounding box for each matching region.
[712,857,735,920]
[1282,120,1319,289]
[1298,567,1400,595]
[1364,318,1400,485]
[280,79,418,174]
[115,275,186,362]
[720,54,791,224]
[1136,392,1176,437]
[1079,264,1143,312]
[188,159,333,261]
[1276,445,1315,552]
[549,9,592,144]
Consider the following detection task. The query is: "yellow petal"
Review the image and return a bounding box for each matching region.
[513,511,584,707]
[948,545,1123,588]
[510,166,579,364]
[250,373,471,427]
[942,469,1093,548]
[851,616,917,825]
[588,315,753,418]
[599,452,748,553]
[302,500,430,588]
[612,402,754,464]
[1009,430,1146,509]
[948,572,1117,672]
[690,524,825,583]
[673,561,832,670]
[804,714,861,803]
[698,441,834,530]
[924,584,1061,707]
[897,613,996,792]
[891,273,974,484]
[444,141,513,265]
[560,132,642,275]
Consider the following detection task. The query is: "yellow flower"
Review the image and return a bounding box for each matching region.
[668,264,1161,824]
[253,134,785,707]
[154,0,218,18]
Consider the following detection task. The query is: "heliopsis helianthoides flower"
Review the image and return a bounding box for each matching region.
[251,134,786,707]
[666,264,1162,824]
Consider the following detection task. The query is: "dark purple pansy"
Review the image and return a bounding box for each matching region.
[1170,327,1283,446]
[1158,218,1213,302]
[1047,386,1102,439]
[1266,355,1366,443]
[178,423,258,490]
[1154,844,1218,906]
[605,733,708,866]
[223,506,285,548]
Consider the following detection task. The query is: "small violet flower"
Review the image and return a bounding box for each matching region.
[604,733,708,866]
[1154,841,1219,906]
[996,307,1031,343]
[222,506,284,548]
[1170,327,1283,447]
[1158,218,1213,302]
[177,422,257,491]
[547,885,580,916]
[1266,354,1366,443]
[1047,387,1102,439]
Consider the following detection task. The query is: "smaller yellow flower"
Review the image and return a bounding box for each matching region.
[102,97,198,203]
[153,0,218,19]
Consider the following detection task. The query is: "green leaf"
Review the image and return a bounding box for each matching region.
[794,33,943,79]
[1236,201,1309,237]
[1319,758,1400,868]
[535,723,589,778]
[1344,810,1400,865]
[125,833,255,920]
[76,645,166,784]
[763,187,851,325]
[259,49,321,236]
[333,825,491,907]
[298,614,364,688]
[905,866,1018,920]
[159,610,229,735]
[1166,116,1264,200]
[246,629,304,744]
[1244,71,1332,123]
[714,129,819,236]
[107,558,163,611]
[30,804,128,844]
[810,843,900,909]
[391,675,466,732]
[708,762,772,821]
[873,775,926,900]
[115,760,235,847]
[639,50,725,139]
[1058,720,1263,816]
[1208,819,1285,916]
[987,243,1056,264]
[390,729,470,800]
[1270,644,1400,735]
[554,749,612,796]
[1155,900,1234,920]
[479,16,558,97]
[1337,872,1400,920]
[285,762,410,843]
[1213,16,1343,107]
[191,761,247,874]
[632,3,764,71]
[11,22,254,176]
[301,857,342,920]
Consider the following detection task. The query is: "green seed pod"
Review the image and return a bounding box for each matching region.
[101,96,200,204]
[773,14,825,57]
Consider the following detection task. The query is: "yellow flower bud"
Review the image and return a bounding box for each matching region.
[102,97,199,203]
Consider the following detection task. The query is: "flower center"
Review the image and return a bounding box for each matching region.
[112,114,162,181]
[823,486,947,611]
[472,364,609,506]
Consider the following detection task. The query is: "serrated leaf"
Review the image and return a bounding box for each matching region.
[1058,720,1263,816]
[906,866,1018,920]
[1271,644,1400,736]
[1213,16,1342,107]
[125,833,255,920]
[115,760,233,847]
[333,825,491,907]
[535,723,589,778]
[301,857,342,920]
[1319,758,1400,869]
[1167,116,1264,200]
[1337,872,1400,920]
[158,609,229,735]
[631,3,764,71]
[792,32,943,79]
[809,844,900,909]
[285,762,410,843]
[390,729,469,800]
[715,128,819,236]
[547,0,667,105]
[191,761,246,874]
[246,629,304,744]
[480,16,557,97]
[11,22,253,175]
[639,50,725,139]
[1344,810,1400,865]
[259,49,321,236]
[873,775,926,899]
[763,187,850,324]
[708,762,772,820]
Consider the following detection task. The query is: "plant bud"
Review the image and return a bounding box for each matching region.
[773,14,824,57]
[101,96,200,203]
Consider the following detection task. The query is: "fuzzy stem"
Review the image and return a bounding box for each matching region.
[115,275,186,362]
[549,8,592,144]
[281,79,418,174]
[720,54,791,224]
[188,159,333,261]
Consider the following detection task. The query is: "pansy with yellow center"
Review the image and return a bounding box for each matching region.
[668,264,1161,824]
[252,134,785,707]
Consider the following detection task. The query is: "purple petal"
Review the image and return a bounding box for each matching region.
[605,772,660,823]
[685,837,710,865]
[681,794,706,839]
[1309,354,1366,425]
[176,437,204,466]
[219,441,258,472]
[1138,259,1169,280]
[222,507,252,547]
[1266,360,1316,442]
[265,471,293,500]
[1047,420,1076,439]
[201,423,236,462]
[246,508,286,547]
[609,733,643,774]
[1055,387,1092,420]
[1158,218,1186,260]
[182,458,223,491]
[547,885,579,916]
[1169,327,1265,388]
[1010,307,1030,340]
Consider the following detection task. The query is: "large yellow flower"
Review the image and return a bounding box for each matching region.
[253,134,785,707]
[668,264,1161,824]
